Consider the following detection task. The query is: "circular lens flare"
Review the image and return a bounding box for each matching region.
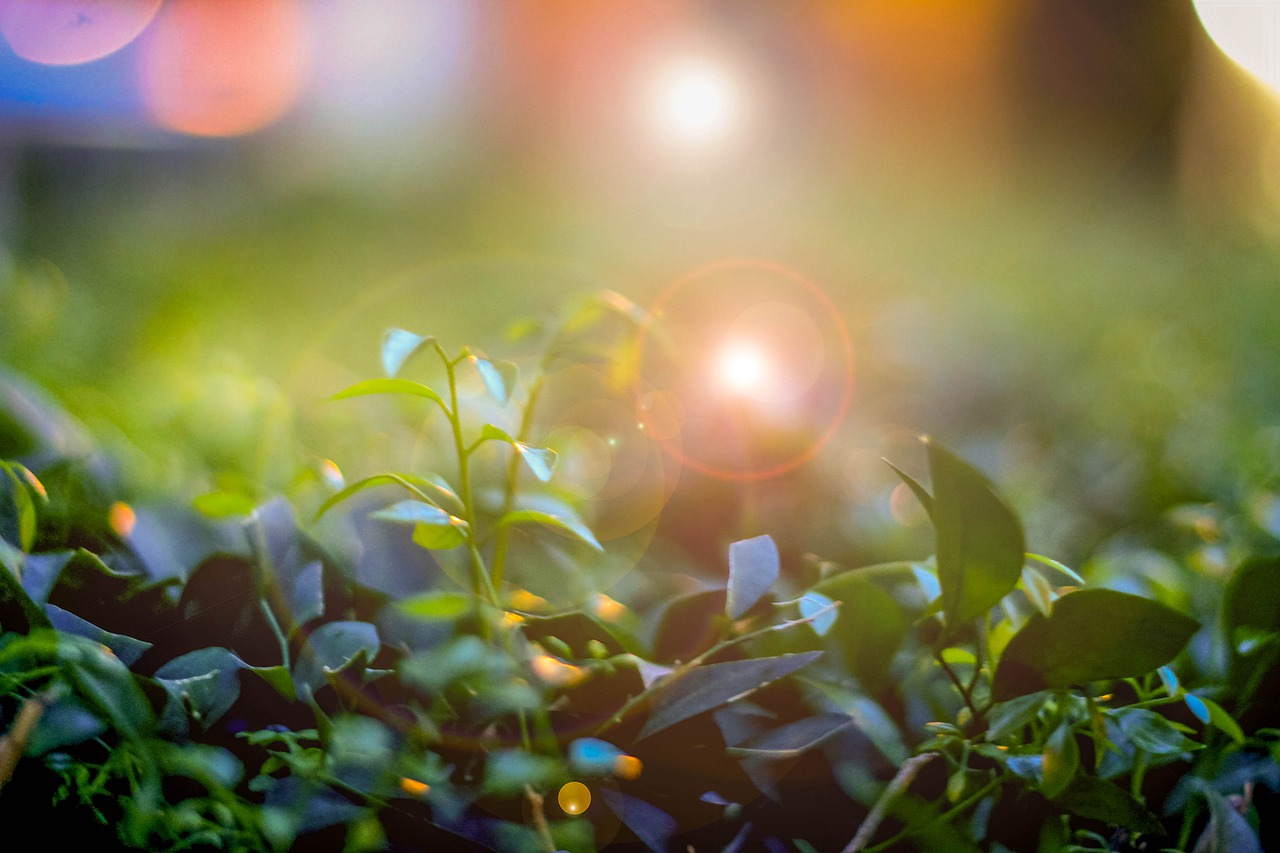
[0,0,162,65]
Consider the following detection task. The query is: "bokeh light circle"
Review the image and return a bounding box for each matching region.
[139,0,308,138]
[636,258,854,482]
[0,0,161,66]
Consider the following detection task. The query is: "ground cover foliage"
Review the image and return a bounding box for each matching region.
[2,292,1279,853]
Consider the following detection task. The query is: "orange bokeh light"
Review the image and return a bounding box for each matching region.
[138,0,308,137]
[0,0,162,66]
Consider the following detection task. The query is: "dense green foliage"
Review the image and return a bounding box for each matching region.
[2,294,1279,852]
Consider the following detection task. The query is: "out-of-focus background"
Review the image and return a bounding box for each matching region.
[4,0,1280,620]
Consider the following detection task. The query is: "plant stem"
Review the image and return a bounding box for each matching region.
[1130,749,1149,803]
[935,649,984,725]
[525,785,558,853]
[860,776,1002,853]
[492,373,546,588]
[260,599,292,670]
[842,752,939,853]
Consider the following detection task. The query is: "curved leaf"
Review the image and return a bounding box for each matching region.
[927,441,1025,627]
[293,620,380,698]
[381,328,436,378]
[727,535,780,620]
[398,590,472,621]
[332,378,446,410]
[314,472,460,521]
[372,499,467,531]
[496,509,601,551]
[725,713,853,760]
[638,651,822,740]
[601,789,677,853]
[993,588,1200,700]
[466,351,518,405]
[1053,775,1162,834]
[812,571,908,690]
[479,425,556,482]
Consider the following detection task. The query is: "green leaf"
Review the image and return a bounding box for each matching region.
[293,621,380,698]
[332,378,446,409]
[1200,696,1244,745]
[1051,775,1163,835]
[926,441,1025,627]
[60,636,152,738]
[412,522,467,550]
[381,328,436,378]
[1041,719,1079,798]
[496,509,602,551]
[638,651,822,740]
[251,664,296,701]
[479,424,557,482]
[812,571,908,690]
[483,749,559,796]
[314,472,461,521]
[986,691,1051,742]
[467,351,518,405]
[726,534,780,620]
[992,588,1200,701]
[0,460,36,552]
[600,789,677,853]
[193,490,257,518]
[398,590,472,621]
[373,494,468,535]
[1113,708,1200,756]
[0,542,54,631]
[45,603,152,666]
[1224,556,1280,641]
[886,460,934,521]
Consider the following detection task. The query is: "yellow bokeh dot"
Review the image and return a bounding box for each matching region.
[557,781,591,815]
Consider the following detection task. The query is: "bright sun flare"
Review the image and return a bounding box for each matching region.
[651,56,741,146]
[716,342,771,395]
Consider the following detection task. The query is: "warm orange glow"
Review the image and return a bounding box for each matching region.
[557,781,591,815]
[531,653,588,687]
[614,754,643,780]
[0,0,162,66]
[139,0,308,137]
[590,592,627,622]
[108,501,136,538]
[507,589,549,611]
[399,777,430,797]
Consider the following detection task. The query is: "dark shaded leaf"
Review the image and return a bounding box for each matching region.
[1224,556,1280,639]
[60,636,152,737]
[600,789,677,853]
[381,328,436,378]
[638,651,822,740]
[992,589,1199,701]
[45,603,152,665]
[1041,719,1079,799]
[27,694,107,755]
[18,549,74,607]
[926,442,1025,627]
[0,540,53,631]
[986,691,1051,742]
[154,646,246,731]
[1114,708,1201,756]
[246,499,326,627]
[726,713,854,760]
[1053,775,1163,834]
[1194,787,1261,853]
[727,535,780,620]
[293,620,380,698]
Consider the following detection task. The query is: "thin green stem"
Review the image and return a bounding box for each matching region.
[442,357,498,617]
[935,649,983,724]
[861,776,1002,853]
[1130,749,1149,803]
[259,599,292,670]
[492,373,546,588]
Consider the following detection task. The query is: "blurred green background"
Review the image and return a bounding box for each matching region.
[3,0,1280,616]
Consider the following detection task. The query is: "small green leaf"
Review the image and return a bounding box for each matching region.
[638,651,822,740]
[382,328,436,378]
[412,522,467,550]
[479,425,557,482]
[727,535,780,620]
[1,461,36,552]
[496,509,602,551]
[332,378,446,409]
[27,695,107,755]
[1021,566,1055,617]
[926,441,1026,627]
[468,351,518,405]
[250,665,296,701]
[1114,708,1201,756]
[193,490,257,518]
[992,588,1199,701]
[155,647,246,731]
[1041,719,1079,798]
[372,499,466,530]
[1157,666,1179,697]
[398,590,472,621]
[1200,696,1245,745]
[986,691,1051,742]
